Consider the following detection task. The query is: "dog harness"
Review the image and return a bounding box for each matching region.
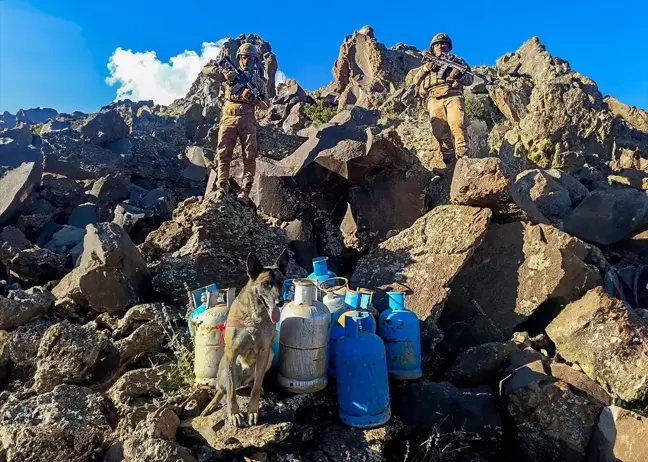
[216,318,277,345]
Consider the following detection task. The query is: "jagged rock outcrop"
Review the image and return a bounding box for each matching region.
[488,37,647,178]
[332,26,423,110]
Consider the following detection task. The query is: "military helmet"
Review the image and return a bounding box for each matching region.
[236,42,259,58]
[430,33,453,51]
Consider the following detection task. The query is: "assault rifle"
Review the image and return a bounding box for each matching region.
[217,55,267,106]
[422,52,473,81]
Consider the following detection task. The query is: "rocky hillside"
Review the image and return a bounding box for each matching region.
[1,27,647,462]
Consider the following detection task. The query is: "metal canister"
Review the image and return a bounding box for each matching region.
[193,302,230,386]
[278,278,331,393]
[335,313,391,428]
[378,291,422,380]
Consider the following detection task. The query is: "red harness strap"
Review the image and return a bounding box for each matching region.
[217,320,248,344]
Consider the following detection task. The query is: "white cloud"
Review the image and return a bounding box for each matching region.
[275,70,287,86]
[105,40,226,105]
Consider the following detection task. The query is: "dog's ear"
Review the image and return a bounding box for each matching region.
[246,252,263,280]
[275,248,290,275]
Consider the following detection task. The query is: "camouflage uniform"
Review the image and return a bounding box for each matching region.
[203,43,268,201]
[416,33,473,158]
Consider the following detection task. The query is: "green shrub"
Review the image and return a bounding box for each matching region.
[304,101,338,126]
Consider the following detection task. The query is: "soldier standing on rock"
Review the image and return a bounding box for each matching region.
[414,33,473,159]
[202,43,269,204]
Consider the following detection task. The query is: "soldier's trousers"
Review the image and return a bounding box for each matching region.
[428,95,469,158]
[215,112,257,193]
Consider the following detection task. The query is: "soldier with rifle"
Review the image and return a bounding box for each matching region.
[202,42,269,204]
[414,33,474,159]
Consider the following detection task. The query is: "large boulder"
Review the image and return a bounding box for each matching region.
[42,129,124,180]
[78,109,130,145]
[33,321,104,393]
[503,366,603,462]
[0,385,110,462]
[546,287,648,407]
[52,223,151,314]
[0,288,55,330]
[5,247,67,284]
[0,124,41,168]
[589,405,648,462]
[446,341,520,387]
[450,157,512,208]
[39,173,86,208]
[0,162,43,227]
[510,169,587,224]
[4,317,58,369]
[275,79,312,106]
[147,197,300,305]
[562,188,648,245]
[90,171,132,202]
[351,205,491,320]
[440,222,602,349]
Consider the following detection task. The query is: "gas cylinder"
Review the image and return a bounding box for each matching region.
[278,278,331,393]
[330,309,375,377]
[358,288,378,334]
[193,302,230,386]
[335,313,391,428]
[308,257,336,299]
[379,291,422,380]
[272,280,295,370]
[320,277,349,324]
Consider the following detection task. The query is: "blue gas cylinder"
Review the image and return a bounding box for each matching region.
[379,291,422,380]
[331,310,376,377]
[358,289,378,334]
[271,322,281,369]
[308,257,336,295]
[335,313,391,428]
[328,324,345,377]
[344,289,360,309]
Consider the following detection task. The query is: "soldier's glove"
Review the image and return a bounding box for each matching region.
[447,68,463,81]
[202,65,216,76]
[241,88,253,100]
[223,69,238,83]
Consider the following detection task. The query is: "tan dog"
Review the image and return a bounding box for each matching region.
[201,249,288,427]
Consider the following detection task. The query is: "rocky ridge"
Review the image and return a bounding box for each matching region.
[1,26,648,462]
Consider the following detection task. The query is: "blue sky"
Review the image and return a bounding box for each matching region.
[1,0,647,114]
